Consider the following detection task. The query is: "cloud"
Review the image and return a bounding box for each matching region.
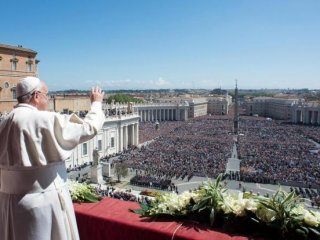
[151,77,171,87]
[83,77,171,89]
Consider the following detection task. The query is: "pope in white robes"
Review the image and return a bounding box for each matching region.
[0,77,105,240]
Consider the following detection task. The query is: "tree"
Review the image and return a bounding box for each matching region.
[114,161,128,182]
[106,93,143,104]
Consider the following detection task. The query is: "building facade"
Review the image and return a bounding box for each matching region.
[188,99,208,118]
[206,95,232,115]
[66,113,140,168]
[0,44,39,112]
[48,95,91,113]
[244,97,299,120]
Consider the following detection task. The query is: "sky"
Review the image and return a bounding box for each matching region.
[1,0,320,90]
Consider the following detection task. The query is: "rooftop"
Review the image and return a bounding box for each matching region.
[0,43,37,55]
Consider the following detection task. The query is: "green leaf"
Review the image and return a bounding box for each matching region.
[259,201,277,212]
[282,191,295,206]
[309,227,320,236]
[299,226,310,235]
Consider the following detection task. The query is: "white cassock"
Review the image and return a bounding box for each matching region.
[0,102,105,240]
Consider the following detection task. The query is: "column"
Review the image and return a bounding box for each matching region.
[150,109,154,122]
[123,125,128,149]
[130,124,135,146]
[155,109,158,121]
[171,109,174,120]
[118,126,123,153]
[135,123,139,145]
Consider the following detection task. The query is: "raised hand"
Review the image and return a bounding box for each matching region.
[90,86,104,103]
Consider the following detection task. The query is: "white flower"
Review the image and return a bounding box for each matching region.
[304,210,319,227]
[220,192,258,216]
[67,180,97,202]
[244,198,258,212]
[255,206,276,223]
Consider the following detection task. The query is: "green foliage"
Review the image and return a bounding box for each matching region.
[114,161,128,182]
[192,174,227,226]
[132,175,320,239]
[257,189,320,239]
[106,93,143,104]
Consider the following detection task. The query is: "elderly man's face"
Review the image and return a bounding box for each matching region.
[34,81,49,111]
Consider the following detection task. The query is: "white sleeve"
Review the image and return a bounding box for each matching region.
[53,102,105,152]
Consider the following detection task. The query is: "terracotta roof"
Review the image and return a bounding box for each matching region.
[0,43,37,54]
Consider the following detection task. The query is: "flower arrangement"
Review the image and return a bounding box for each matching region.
[68,180,101,203]
[133,175,320,240]
[140,189,162,198]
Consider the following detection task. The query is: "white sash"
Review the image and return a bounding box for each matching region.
[0,162,67,194]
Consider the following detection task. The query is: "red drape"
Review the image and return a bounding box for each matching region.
[74,198,256,240]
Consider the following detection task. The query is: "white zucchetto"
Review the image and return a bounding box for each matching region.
[16,77,41,98]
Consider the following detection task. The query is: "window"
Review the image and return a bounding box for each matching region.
[11,61,17,71]
[82,143,88,156]
[26,58,33,72]
[98,140,102,151]
[111,137,115,148]
[27,63,32,72]
[4,82,9,89]
[12,89,16,99]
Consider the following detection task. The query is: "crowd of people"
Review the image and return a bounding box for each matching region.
[130,175,173,191]
[119,116,234,186]
[119,114,320,190]
[238,117,320,187]
[93,186,153,203]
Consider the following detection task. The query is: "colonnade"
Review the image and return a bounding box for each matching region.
[293,108,320,125]
[118,122,139,151]
[138,107,188,122]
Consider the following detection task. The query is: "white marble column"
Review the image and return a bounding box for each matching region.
[124,125,128,149]
[118,126,123,153]
[130,124,135,146]
[135,123,139,145]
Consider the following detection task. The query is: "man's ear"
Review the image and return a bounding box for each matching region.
[30,92,39,106]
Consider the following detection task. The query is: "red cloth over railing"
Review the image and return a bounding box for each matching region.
[74,198,254,240]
